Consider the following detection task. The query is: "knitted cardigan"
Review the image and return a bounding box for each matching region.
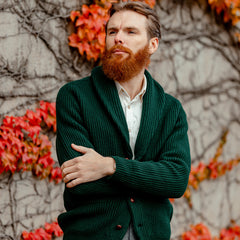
[56,66,191,240]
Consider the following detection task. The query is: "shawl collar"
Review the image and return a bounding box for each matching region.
[134,70,166,159]
[91,66,166,160]
[91,66,132,157]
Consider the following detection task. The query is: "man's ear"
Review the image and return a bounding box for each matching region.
[148,37,159,55]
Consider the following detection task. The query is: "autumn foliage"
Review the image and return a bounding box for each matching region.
[182,222,240,240]
[0,101,62,184]
[183,130,240,207]
[21,220,63,240]
[68,3,110,61]
[182,223,212,240]
[21,221,240,240]
[208,0,240,26]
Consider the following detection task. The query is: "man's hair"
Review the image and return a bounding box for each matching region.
[106,1,161,40]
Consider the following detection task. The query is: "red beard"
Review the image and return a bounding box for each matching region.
[102,44,150,82]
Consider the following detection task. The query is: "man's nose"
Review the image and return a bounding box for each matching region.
[114,32,124,44]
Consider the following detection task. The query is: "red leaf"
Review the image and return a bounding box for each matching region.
[70,10,81,22]
[94,16,105,32]
[78,42,91,55]
[69,33,81,48]
[25,110,41,126]
[82,4,90,17]
[86,30,96,41]
[33,164,43,177]
[22,153,33,164]
[0,139,11,151]
[1,151,18,173]
[50,167,62,184]
[75,16,87,27]
[34,228,52,240]
[21,231,31,240]
[39,135,52,152]
[45,221,63,237]
[47,102,56,118]
[77,28,85,39]
[97,32,106,46]
[38,153,54,168]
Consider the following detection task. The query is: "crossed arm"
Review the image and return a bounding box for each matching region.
[58,114,190,198]
[61,144,116,188]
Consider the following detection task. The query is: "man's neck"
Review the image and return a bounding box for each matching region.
[118,69,145,100]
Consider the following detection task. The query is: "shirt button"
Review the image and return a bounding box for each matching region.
[130,198,135,203]
[116,225,122,230]
[128,105,130,109]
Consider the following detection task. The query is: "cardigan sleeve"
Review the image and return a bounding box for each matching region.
[108,106,191,199]
[56,83,121,197]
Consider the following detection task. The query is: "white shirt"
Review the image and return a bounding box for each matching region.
[115,76,147,158]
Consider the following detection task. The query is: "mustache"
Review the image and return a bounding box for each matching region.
[107,45,132,54]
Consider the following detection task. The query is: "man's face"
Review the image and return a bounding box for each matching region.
[102,10,151,82]
[105,10,149,56]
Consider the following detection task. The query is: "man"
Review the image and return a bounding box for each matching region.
[56,1,191,240]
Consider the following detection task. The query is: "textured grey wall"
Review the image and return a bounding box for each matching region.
[0,0,239,239]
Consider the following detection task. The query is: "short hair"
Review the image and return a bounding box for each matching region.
[107,1,161,40]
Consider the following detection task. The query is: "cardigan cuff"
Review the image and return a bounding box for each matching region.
[107,156,135,183]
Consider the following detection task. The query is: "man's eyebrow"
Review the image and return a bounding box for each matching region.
[125,27,140,31]
[107,26,140,31]
[107,27,118,31]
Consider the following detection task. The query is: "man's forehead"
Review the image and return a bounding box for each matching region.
[107,10,147,29]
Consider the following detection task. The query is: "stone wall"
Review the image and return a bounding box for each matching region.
[0,0,239,239]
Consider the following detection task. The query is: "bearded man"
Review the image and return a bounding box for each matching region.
[56,1,191,240]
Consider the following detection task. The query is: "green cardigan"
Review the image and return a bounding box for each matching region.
[56,66,191,240]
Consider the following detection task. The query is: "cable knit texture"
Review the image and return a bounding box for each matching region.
[56,66,191,240]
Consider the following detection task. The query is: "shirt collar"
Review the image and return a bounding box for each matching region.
[115,75,147,101]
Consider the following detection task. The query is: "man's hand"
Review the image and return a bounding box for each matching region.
[61,144,116,188]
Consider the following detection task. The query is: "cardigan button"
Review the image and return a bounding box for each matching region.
[130,198,135,203]
[116,225,122,230]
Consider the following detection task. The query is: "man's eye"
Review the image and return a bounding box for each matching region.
[128,31,136,34]
[108,31,116,35]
